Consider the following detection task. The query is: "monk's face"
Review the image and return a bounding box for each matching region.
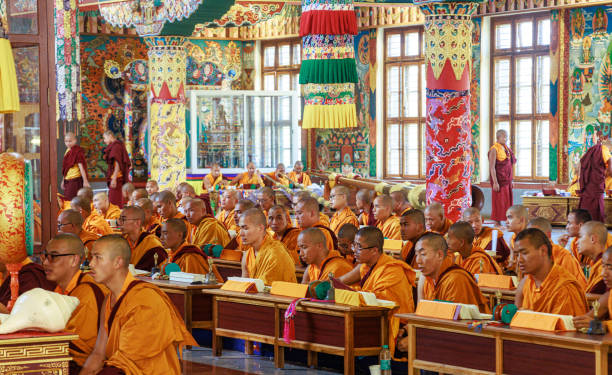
[57,213,79,235]
[355,197,368,211]
[146,181,158,195]
[268,207,288,233]
[353,234,378,264]
[577,227,597,258]
[64,134,77,149]
[93,195,109,213]
[463,213,482,236]
[160,224,183,250]
[446,232,464,254]
[257,193,275,211]
[102,133,112,145]
[222,193,238,211]
[90,243,121,284]
[185,202,206,225]
[602,252,612,289]
[234,203,251,225]
[276,164,286,175]
[298,235,324,265]
[239,216,265,246]
[295,202,317,228]
[42,240,81,284]
[424,209,443,232]
[330,189,348,210]
[373,198,392,221]
[119,210,142,236]
[337,236,354,257]
[390,192,405,214]
[515,238,548,276]
[211,165,221,178]
[131,191,145,205]
[415,239,444,277]
[293,163,303,174]
[400,216,423,241]
[566,213,581,237]
[155,199,176,220]
[505,210,525,233]
[247,163,256,176]
[496,130,508,144]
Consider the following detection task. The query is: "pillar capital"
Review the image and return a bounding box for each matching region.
[414,0,482,18]
[144,36,186,102]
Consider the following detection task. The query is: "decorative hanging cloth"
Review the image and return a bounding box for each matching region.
[0,36,20,113]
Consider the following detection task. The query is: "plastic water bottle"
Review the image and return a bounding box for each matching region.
[379,344,391,375]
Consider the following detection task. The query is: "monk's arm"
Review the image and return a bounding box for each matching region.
[514,277,527,308]
[301,266,311,284]
[240,252,248,278]
[78,163,90,186]
[488,149,499,191]
[337,264,361,286]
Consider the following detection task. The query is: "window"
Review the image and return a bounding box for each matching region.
[492,15,550,179]
[384,27,427,178]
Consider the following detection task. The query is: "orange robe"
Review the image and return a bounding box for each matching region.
[162,212,191,236]
[145,215,162,236]
[376,215,401,240]
[301,222,337,251]
[606,176,612,192]
[237,173,264,188]
[287,171,312,186]
[56,271,107,367]
[226,229,249,251]
[461,247,503,275]
[319,212,330,227]
[570,234,612,267]
[473,227,503,250]
[521,264,588,316]
[551,244,586,290]
[432,218,453,235]
[216,209,237,232]
[162,242,215,276]
[400,232,431,267]
[306,250,353,282]
[359,211,374,226]
[272,227,301,265]
[125,232,167,271]
[266,171,289,186]
[103,273,197,374]
[189,216,230,247]
[79,230,100,254]
[83,213,113,236]
[101,203,121,220]
[585,256,606,294]
[244,235,297,285]
[203,173,224,190]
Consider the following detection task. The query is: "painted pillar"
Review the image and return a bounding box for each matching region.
[417,1,481,222]
[144,36,187,191]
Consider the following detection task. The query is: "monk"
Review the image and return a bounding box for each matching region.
[102,131,130,207]
[287,160,312,186]
[268,205,300,264]
[77,186,94,203]
[130,188,148,206]
[577,221,609,294]
[489,129,516,226]
[134,198,161,236]
[295,197,338,251]
[216,190,239,232]
[514,228,587,316]
[338,227,416,359]
[573,247,612,330]
[42,234,107,373]
[265,163,289,185]
[300,228,352,283]
[240,208,297,284]
[293,191,330,227]
[93,192,121,221]
[160,219,218,276]
[337,223,358,264]
[424,202,453,235]
[416,233,490,313]
[558,209,612,267]
[329,186,359,235]
[447,222,503,275]
[71,197,113,236]
[225,199,255,251]
[356,188,375,226]
[185,198,230,247]
[146,180,159,196]
[61,132,90,201]
[57,209,100,253]
[121,183,135,207]
[202,163,225,190]
[81,235,196,374]
[374,195,401,240]
[232,162,264,188]
[527,217,586,290]
[462,207,510,265]
[390,188,412,217]
[120,206,167,271]
[399,209,428,267]
[505,204,530,272]
[578,140,612,221]
[257,186,276,217]
[153,190,191,237]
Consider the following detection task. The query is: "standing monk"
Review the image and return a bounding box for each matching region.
[102,131,131,208]
[374,195,401,240]
[287,161,312,186]
[81,235,196,374]
[202,163,225,190]
[185,198,230,247]
[268,205,300,264]
[61,132,90,201]
[329,186,359,236]
[299,228,352,283]
[578,139,612,222]
[489,129,516,226]
[424,202,453,235]
[216,190,239,232]
[120,206,167,271]
[232,162,264,188]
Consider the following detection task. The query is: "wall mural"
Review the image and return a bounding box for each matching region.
[471,17,481,183]
[184,39,243,89]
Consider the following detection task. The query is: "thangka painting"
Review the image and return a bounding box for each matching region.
[568,6,612,182]
[471,17,481,183]
[184,39,243,89]
[315,29,376,177]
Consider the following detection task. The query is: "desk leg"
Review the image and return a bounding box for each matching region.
[344,312,355,375]
[185,291,193,333]
[408,324,416,375]
[595,344,608,375]
[275,344,285,368]
[307,350,318,368]
[245,340,253,355]
[495,334,503,375]
[212,298,222,357]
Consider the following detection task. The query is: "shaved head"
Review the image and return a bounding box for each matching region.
[448,221,475,244]
[356,189,373,204]
[59,209,84,227]
[94,234,131,267]
[507,205,528,220]
[71,196,92,214]
[241,208,267,227]
[47,233,85,258]
[417,232,448,256]
[94,192,109,202]
[355,226,384,254]
[527,217,553,236]
[135,198,153,212]
[332,185,350,196]
[390,189,408,203]
[297,197,320,214]
[515,228,552,257]
[402,209,425,225]
[259,186,275,199]
[298,227,327,247]
[155,190,176,205]
[374,195,393,208]
[570,209,592,224]
[77,187,94,202]
[582,221,608,246]
[122,182,135,194]
[462,207,481,219]
[236,199,255,211]
[132,188,148,200]
[338,223,358,240]
[425,202,445,218]
[122,205,145,224]
[164,218,188,241]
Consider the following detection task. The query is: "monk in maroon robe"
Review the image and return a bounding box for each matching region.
[61,132,89,201]
[0,260,57,308]
[103,131,131,208]
[489,130,516,225]
[578,143,612,222]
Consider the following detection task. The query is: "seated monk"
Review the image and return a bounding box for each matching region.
[176,183,213,215]
[81,235,196,374]
[43,234,107,373]
[93,192,121,221]
[120,206,167,271]
[292,191,330,227]
[558,209,612,267]
[185,198,230,247]
[399,209,428,267]
[77,186,94,205]
[329,186,359,235]
[225,199,255,250]
[295,197,338,251]
[514,228,587,316]
[121,182,135,207]
[146,180,159,196]
[265,163,289,186]
[0,256,57,311]
[337,223,358,264]
[268,205,300,264]
[527,217,586,290]
[160,219,219,277]
[153,190,191,238]
[424,202,453,235]
[577,221,609,294]
[240,208,297,284]
[356,188,375,226]
[416,233,490,313]
[447,222,503,275]
[287,161,312,187]
[216,190,239,232]
[129,188,148,207]
[71,196,113,236]
[257,187,276,218]
[231,162,264,188]
[374,195,401,240]
[134,198,161,236]
[338,227,415,360]
[505,204,529,273]
[462,207,510,265]
[390,188,412,217]
[299,228,352,283]
[202,163,226,191]
[573,247,612,330]
[58,209,99,253]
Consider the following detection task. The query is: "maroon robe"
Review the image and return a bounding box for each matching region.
[491,144,516,222]
[578,144,606,222]
[133,232,168,271]
[0,262,57,306]
[103,140,131,208]
[62,145,88,200]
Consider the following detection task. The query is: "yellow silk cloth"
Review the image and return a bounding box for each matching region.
[302,103,356,130]
[83,213,113,236]
[126,232,164,267]
[216,209,237,232]
[330,207,358,235]
[0,39,20,113]
[244,235,297,285]
[287,171,312,186]
[306,250,352,282]
[376,215,401,240]
[189,216,230,248]
[461,247,503,275]
[65,165,81,180]
[521,264,587,316]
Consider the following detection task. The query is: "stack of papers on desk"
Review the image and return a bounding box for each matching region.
[416,300,492,320]
[169,272,205,283]
[227,277,265,292]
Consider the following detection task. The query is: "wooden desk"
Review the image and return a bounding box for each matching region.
[205,289,390,375]
[398,313,612,375]
[0,331,78,374]
[212,259,306,282]
[479,286,601,310]
[138,277,221,332]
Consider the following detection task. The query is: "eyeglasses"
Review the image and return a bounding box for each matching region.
[351,243,377,252]
[41,252,79,262]
[57,222,72,230]
[117,216,140,224]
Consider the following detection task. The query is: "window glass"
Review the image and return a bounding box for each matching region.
[495,23,512,49]
[387,34,401,58]
[516,21,533,48]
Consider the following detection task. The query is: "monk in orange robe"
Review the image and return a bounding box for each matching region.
[329,186,359,235]
[202,163,226,191]
[258,187,293,223]
[72,196,113,236]
[462,207,510,265]
[61,132,90,201]
[265,163,290,186]
[399,209,428,267]
[424,202,453,235]
[43,234,107,373]
[299,228,352,283]
[448,222,503,275]
[57,209,100,253]
[129,188,148,207]
[120,206,167,271]
[134,198,161,236]
[573,247,612,330]
[505,204,530,273]
[82,235,196,374]
[153,190,191,238]
[337,223,358,264]
[514,228,587,316]
[390,189,412,217]
[240,209,297,284]
[489,129,516,226]
[558,209,612,268]
[287,161,311,187]
[296,197,338,251]
[339,226,415,360]
[185,199,230,247]
[268,205,300,264]
[356,189,375,226]
[527,217,587,290]
[576,221,609,294]
[232,162,264,188]
[93,192,121,221]
[216,190,240,232]
[225,199,255,251]
[374,195,401,240]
